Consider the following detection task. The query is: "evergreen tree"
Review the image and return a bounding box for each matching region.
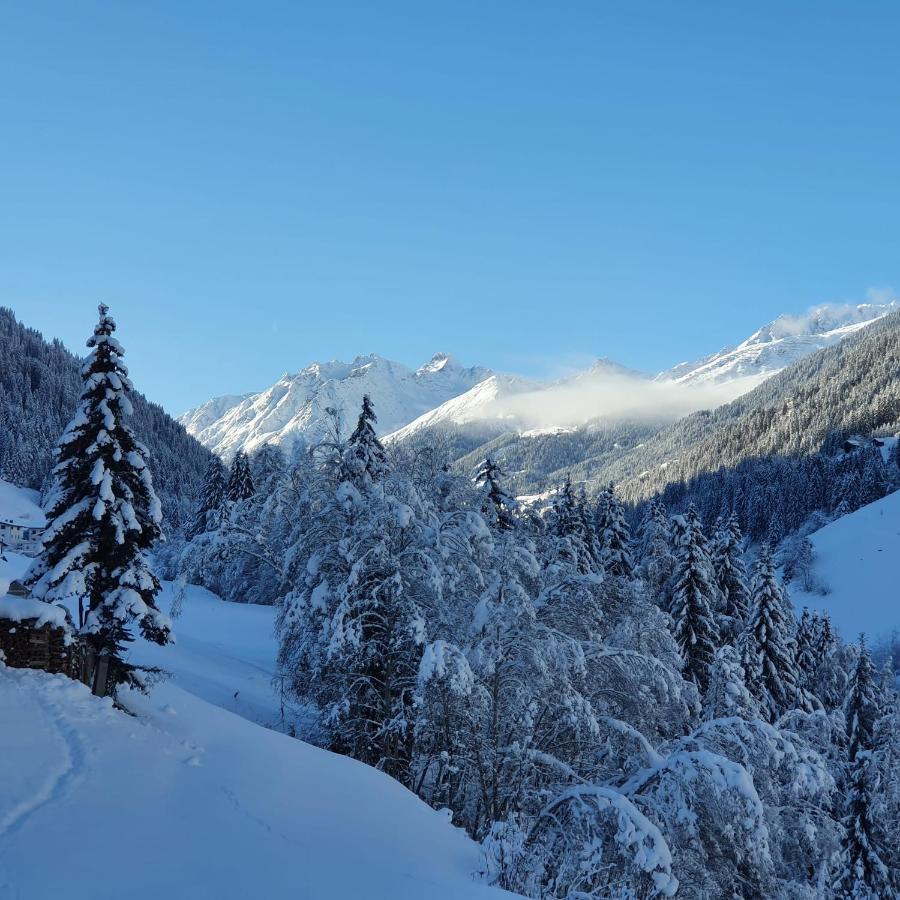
[669,504,721,694]
[594,483,634,579]
[249,443,286,495]
[547,476,597,575]
[833,638,894,899]
[188,456,227,538]
[710,512,750,643]
[703,644,760,721]
[347,395,388,485]
[637,499,675,607]
[29,304,171,689]
[845,636,881,763]
[226,450,254,502]
[474,457,516,531]
[795,607,820,693]
[740,544,801,721]
[833,750,894,899]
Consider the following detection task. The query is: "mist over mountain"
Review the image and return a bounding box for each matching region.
[182,301,898,464]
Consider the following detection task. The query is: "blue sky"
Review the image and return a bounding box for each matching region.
[2,1,900,414]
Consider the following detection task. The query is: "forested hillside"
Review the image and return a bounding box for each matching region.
[613,310,900,501]
[404,311,900,518]
[166,396,900,898]
[0,307,212,527]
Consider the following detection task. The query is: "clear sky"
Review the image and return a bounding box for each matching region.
[2,1,900,414]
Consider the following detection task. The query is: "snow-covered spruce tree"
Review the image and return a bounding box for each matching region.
[739,544,802,721]
[795,607,821,695]
[637,498,675,608]
[833,749,894,899]
[277,398,431,784]
[711,512,750,644]
[474,457,516,530]
[248,443,286,496]
[226,450,254,502]
[347,393,388,483]
[833,638,894,899]
[702,644,760,721]
[669,505,721,695]
[594,482,635,580]
[845,636,881,764]
[29,304,171,689]
[874,672,900,883]
[187,456,227,539]
[546,476,599,575]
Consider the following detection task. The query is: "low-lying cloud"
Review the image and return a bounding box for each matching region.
[479,370,764,432]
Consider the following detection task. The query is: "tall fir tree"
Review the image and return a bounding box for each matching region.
[833,637,894,899]
[669,504,721,694]
[348,395,388,485]
[739,544,801,721]
[474,457,517,531]
[548,477,597,575]
[188,456,227,539]
[637,499,675,608]
[226,450,254,502]
[833,750,894,899]
[703,644,760,721]
[794,607,820,694]
[710,512,750,644]
[29,304,171,689]
[594,483,634,580]
[845,636,881,764]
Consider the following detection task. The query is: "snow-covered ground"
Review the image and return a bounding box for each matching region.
[0,665,509,900]
[132,581,288,730]
[0,563,512,898]
[793,488,900,642]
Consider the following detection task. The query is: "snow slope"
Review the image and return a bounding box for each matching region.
[0,478,45,528]
[179,353,492,460]
[792,488,900,642]
[0,666,511,900]
[661,301,897,387]
[385,373,540,442]
[0,580,513,899]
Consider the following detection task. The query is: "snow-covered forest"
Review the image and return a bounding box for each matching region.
[3,300,900,898]
[3,298,900,898]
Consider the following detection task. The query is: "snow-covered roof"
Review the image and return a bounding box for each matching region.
[0,594,68,628]
[0,480,46,529]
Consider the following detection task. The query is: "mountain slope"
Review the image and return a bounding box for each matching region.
[0,307,213,529]
[180,353,492,459]
[385,374,540,443]
[661,301,897,386]
[791,488,900,642]
[602,309,900,505]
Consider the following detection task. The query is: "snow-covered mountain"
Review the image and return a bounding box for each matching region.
[385,374,540,443]
[179,353,492,459]
[183,301,898,459]
[660,301,898,386]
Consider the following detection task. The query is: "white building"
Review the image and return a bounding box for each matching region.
[0,520,44,556]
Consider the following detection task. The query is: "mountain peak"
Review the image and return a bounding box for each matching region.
[661,300,898,386]
[417,352,458,375]
[179,352,493,459]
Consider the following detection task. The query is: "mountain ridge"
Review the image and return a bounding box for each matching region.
[181,300,898,460]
